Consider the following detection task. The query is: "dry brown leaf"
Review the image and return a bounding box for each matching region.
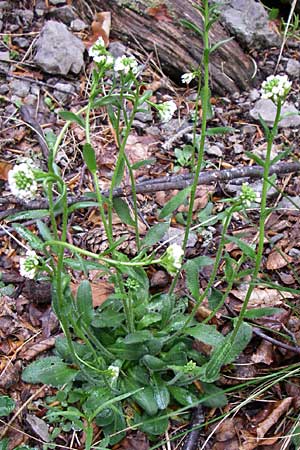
[71,281,114,308]
[266,250,293,270]
[19,337,56,361]
[146,4,173,22]
[86,12,111,48]
[231,287,294,310]
[0,161,12,180]
[118,431,149,450]
[251,340,274,365]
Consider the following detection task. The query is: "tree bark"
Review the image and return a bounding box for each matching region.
[80,0,255,95]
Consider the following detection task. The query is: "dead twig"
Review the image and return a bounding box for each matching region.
[181,405,204,450]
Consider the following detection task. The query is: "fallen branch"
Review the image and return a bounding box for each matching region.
[182,405,205,450]
[1,162,300,221]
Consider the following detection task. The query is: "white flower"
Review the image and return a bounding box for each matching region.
[160,243,184,276]
[19,250,40,279]
[157,100,177,123]
[8,160,38,202]
[261,74,292,105]
[88,38,114,68]
[108,365,119,384]
[114,55,138,74]
[240,183,261,207]
[181,72,196,84]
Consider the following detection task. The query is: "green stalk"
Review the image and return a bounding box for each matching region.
[169,0,210,295]
[230,101,282,342]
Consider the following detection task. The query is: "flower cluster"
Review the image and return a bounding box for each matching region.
[19,250,40,279]
[156,100,177,123]
[8,160,37,202]
[114,55,138,75]
[181,72,197,84]
[160,243,184,276]
[261,74,292,105]
[240,183,261,207]
[88,37,114,68]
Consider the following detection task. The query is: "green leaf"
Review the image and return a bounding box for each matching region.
[7,210,49,222]
[68,201,97,214]
[37,220,52,241]
[76,280,94,325]
[225,235,256,259]
[142,221,170,247]
[152,374,170,410]
[243,307,283,319]
[22,357,79,387]
[223,322,252,364]
[206,126,234,136]
[131,158,156,170]
[58,111,85,128]
[124,330,153,344]
[201,87,213,120]
[92,94,121,108]
[0,396,15,417]
[113,197,135,226]
[140,411,169,436]
[159,187,191,219]
[258,114,271,138]
[12,224,44,251]
[142,355,166,371]
[184,256,213,299]
[0,439,8,450]
[209,37,233,54]
[208,288,223,310]
[201,383,228,407]
[169,386,198,406]
[83,143,97,173]
[245,151,264,167]
[185,323,224,347]
[92,309,124,328]
[180,18,203,37]
[138,90,153,105]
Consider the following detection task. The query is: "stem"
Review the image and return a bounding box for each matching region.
[230,101,282,342]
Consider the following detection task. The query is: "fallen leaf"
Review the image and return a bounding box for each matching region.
[0,161,12,180]
[251,340,274,365]
[147,4,173,22]
[26,414,50,442]
[71,281,114,308]
[118,431,149,450]
[266,250,293,270]
[19,337,56,361]
[86,12,111,48]
[231,287,294,310]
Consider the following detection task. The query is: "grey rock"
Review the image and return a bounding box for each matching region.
[11,94,22,106]
[215,0,281,49]
[10,79,30,97]
[289,248,300,257]
[135,102,153,123]
[49,0,66,4]
[24,94,37,106]
[286,59,300,78]
[33,21,85,75]
[249,88,260,102]
[53,82,75,103]
[0,1,10,9]
[109,41,127,58]
[146,126,160,135]
[0,19,3,32]
[47,5,77,24]
[241,124,257,135]
[163,227,197,248]
[132,120,148,131]
[277,196,300,210]
[233,143,244,154]
[250,99,300,128]
[30,84,40,96]
[0,83,9,94]
[35,8,45,17]
[205,144,223,157]
[12,37,29,49]
[5,104,17,116]
[70,18,87,32]
[15,9,34,24]
[226,179,275,199]
[0,51,9,61]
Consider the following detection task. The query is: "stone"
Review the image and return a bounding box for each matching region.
[10,79,30,97]
[233,143,244,154]
[0,20,3,32]
[249,88,260,102]
[286,59,300,78]
[250,99,300,128]
[24,94,37,106]
[215,0,281,49]
[12,37,29,48]
[163,227,197,248]
[53,82,75,103]
[0,51,9,61]
[109,41,127,58]
[205,144,223,157]
[0,1,10,9]
[49,0,66,4]
[135,102,153,123]
[241,125,257,135]
[15,9,34,24]
[277,196,300,210]
[33,21,85,75]
[0,83,9,94]
[70,18,87,32]
[47,5,77,24]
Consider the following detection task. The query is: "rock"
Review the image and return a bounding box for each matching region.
[30,84,40,96]
[205,144,223,157]
[70,18,87,32]
[49,0,66,4]
[286,59,300,78]
[241,125,257,135]
[135,102,153,123]
[0,1,10,9]
[10,79,30,97]
[0,20,3,32]
[277,196,300,210]
[215,0,281,49]
[47,5,77,24]
[0,83,9,94]
[15,9,34,25]
[33,21,85,75]
[0,51,9,61]
[233,143,244,154]
[53,82,75,103]
[250,99,300,128]
[163,227,197,248]
[12,37,29,48]
[249,88,260,102]
[24,94,37,106]
[109,41,127,58]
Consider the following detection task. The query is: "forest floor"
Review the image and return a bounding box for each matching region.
[1,1,300,450]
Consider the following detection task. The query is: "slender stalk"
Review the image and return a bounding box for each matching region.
[230,101,282,342]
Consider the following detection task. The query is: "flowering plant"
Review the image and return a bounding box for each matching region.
[8,160,38,202]
[19,249,40,279]
[261,74,292,105]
